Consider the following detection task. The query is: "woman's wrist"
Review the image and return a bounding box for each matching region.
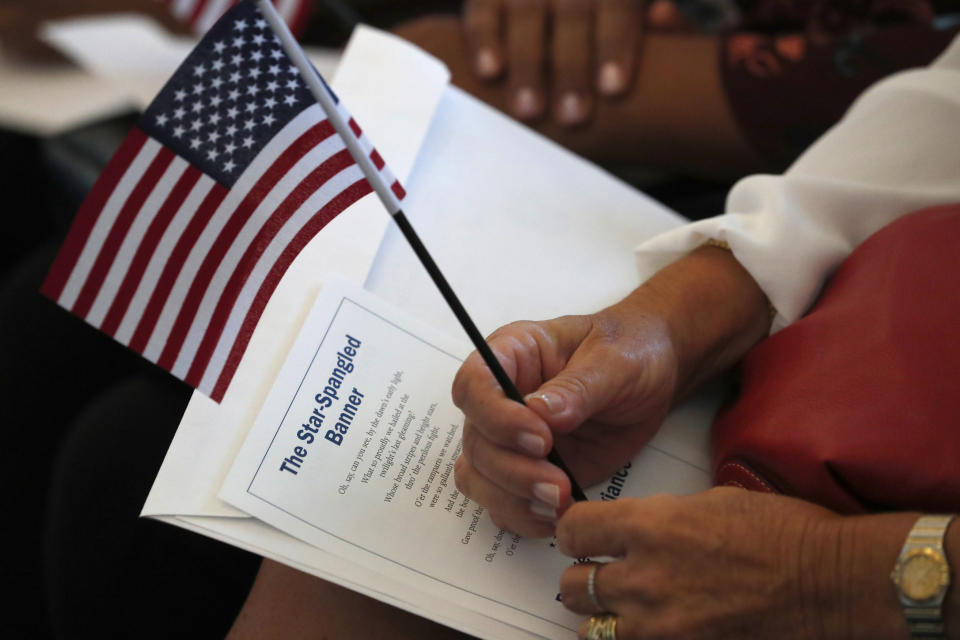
[804,512,931,640]
[615,245,771,400]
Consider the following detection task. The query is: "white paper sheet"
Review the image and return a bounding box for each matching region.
[0,13,341,135]
[220,278,713,639]
[366,85,685,339]
[0,51,131,135]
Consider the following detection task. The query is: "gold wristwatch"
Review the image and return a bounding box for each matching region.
[891,515,955,639]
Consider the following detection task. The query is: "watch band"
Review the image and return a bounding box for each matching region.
[911,516,955,545]
[905,606,945,638]
[901,515,955,640]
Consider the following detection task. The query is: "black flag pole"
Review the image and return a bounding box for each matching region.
[391,211,588,502]
[257,0,587,503]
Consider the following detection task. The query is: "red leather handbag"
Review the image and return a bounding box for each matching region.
[712,204,960,514]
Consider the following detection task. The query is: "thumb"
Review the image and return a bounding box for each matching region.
[523,342,626,434]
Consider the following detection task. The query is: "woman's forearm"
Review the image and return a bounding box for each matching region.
[393,16,770,180]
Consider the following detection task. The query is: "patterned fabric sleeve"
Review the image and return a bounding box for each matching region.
[721,1,959,167]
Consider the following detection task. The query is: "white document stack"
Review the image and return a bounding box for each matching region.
[142,26,721,640]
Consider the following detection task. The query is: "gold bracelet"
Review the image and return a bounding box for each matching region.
[698,238,777,323]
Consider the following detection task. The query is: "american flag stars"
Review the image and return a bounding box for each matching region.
[141,11,310,186]
[44,1,401,402]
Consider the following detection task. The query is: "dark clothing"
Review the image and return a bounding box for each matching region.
[1,242,258,638]
[721,1,960,166]
[44,374,259,639]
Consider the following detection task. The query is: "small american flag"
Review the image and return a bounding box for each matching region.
[160,0,312,35]
[42,1,402,402]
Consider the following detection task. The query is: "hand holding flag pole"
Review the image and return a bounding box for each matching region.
[254,0,587,503]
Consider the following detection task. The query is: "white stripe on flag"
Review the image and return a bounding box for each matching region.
[85,157,189,329]
[170,131,347,379]
[141,106,323,363]
[113,174,217,345]
[58,139,163,310]
[337,102,402,205]
[351,123,401,202]
[196,0,232,33]
[171,0,199,20]
[197,162,364,391]
[362,135,400,193]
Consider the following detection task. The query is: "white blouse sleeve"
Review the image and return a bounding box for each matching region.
[634,33,960,332]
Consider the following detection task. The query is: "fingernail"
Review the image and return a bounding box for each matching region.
[512,87,541,119]
[533,481,561,507]
[530,500,557,520]
[525,390,565,414]
[598,61,625,94]
[518,432,546,456]
[556,92,587,125]
[475,48,500,77]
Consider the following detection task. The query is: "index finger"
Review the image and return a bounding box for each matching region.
[451,334,554,456]
[465,0,505,78]
[595,0,641,96]
[551,0,594,126]
[504,0,549,120]
[556,500,638,559]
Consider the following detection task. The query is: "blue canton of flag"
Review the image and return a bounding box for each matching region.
[141,6,313,186]
[43,0,402,402]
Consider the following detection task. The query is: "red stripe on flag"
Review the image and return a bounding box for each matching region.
[41,129,149,302]
[391,181,406,200]
[70,148,176,320]
[184,148,356,387]
[156,120,336,372]
[370,149,385,170]
[210,178,372,401]
[348,118,362,138]
[128,183,229,354]
[100,167,203,337]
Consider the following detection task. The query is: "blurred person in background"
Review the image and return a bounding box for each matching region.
[396,0,960,178]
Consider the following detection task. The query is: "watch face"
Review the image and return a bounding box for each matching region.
[901,549,949,601]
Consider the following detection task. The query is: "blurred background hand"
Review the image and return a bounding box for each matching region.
[463,0,688,126]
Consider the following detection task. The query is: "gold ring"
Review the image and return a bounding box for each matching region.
[585,613,617,640]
